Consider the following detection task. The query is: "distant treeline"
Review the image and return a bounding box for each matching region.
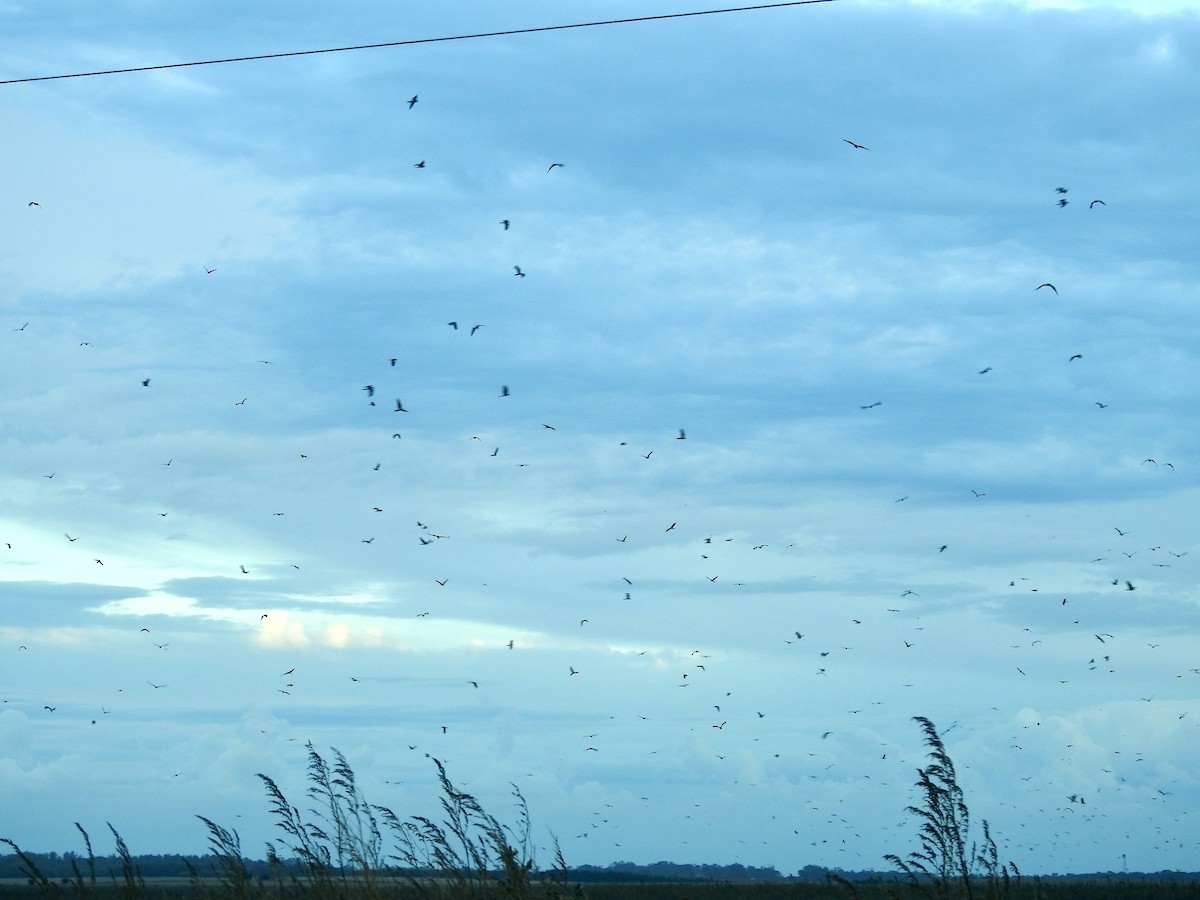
[1,854,1198,885]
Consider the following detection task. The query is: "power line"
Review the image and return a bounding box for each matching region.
[0,0,836,86]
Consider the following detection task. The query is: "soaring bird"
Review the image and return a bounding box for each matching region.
[204,266,217,274]
[407,95,418,109]
[513,266,526,277]
[470,324,482,335]
[500,385,509,397]
[1036,283,1058,294]
[978,366,992,374]
[547,163,564,172]
[414,160,425,168]
[677,429,686,440]
[395,399,407,412]
[1055,187,1068,193]
[363,385,375,397]
[500,219,510,230]
[1069,354,1082,362]
[860,401,882,409]
[843,139,868,150]
[1090,199,1105,208]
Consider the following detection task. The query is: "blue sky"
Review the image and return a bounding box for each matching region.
[2,0,1198,877]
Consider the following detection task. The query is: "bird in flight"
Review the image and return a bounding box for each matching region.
[500,219,510,230]
[407,95,418,109]
[1090,199,1105,208]
[363,385,375,397]
[470,324,482,335]
[547,163,564,172]
[677,429,686,440]
[1036,283,1058,294]
[860,401,882,409]
[414,160,425,168]
[28,201,40,207]
[1069,354,1082,362]
[513,266,526,277]
[843,139,868,150]
[240,565,249,573]
[13,322,29,331]
[500,385,509,397]
[395,399,407,412]
[978,366,992,374]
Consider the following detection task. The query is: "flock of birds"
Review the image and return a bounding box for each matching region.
[5,94,1196,872]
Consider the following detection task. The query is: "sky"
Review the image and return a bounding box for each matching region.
[2,0,1199,879]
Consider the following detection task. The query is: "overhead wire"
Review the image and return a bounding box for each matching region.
[0,0,837,86]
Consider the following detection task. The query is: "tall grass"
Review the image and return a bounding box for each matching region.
[2,745,567,900]
[881,717,1021,900]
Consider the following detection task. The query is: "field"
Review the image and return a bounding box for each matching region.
[3,874,1200,900]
